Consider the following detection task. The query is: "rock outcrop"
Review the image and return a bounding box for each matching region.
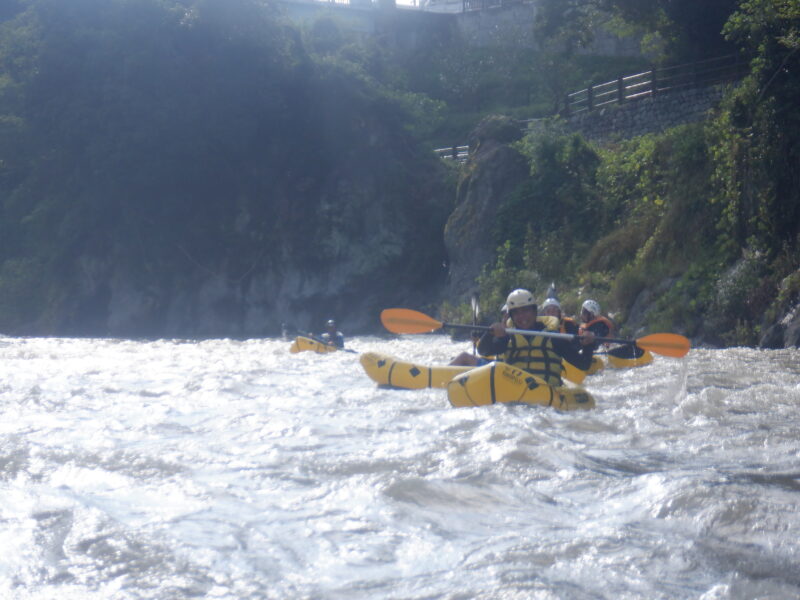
[443,116,528,300]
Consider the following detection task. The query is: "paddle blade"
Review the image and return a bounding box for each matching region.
[380,308,444,334]
[635,333,691,358]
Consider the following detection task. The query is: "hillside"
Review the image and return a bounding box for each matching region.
[1,0,798,347]
[0,0,452,336]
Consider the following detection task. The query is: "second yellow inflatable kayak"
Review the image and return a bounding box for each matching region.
[360,352,472,389]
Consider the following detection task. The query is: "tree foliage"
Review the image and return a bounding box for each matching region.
[0,0,451,333]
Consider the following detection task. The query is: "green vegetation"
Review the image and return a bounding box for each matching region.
[1,0,798,342]
[0,0,451,334]
[473,0,800,344]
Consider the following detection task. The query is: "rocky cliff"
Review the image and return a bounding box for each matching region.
[443,116,528,301]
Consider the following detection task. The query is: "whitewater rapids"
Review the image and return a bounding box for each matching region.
[1,335,800,599]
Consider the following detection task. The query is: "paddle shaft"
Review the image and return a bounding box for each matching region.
[441,322,605,344]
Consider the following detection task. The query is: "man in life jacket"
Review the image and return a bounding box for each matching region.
[477,289,595,386]
[320,319,345,348]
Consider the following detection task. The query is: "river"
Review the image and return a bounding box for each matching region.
[1,335,799,599]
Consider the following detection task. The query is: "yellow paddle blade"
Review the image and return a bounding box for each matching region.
[635,333,691,358]
[380,308,444,334]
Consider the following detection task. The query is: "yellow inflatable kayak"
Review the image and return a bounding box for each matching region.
[587,355,605,374]
[447,362,595,410]
[360,352,472,389]
[607,348,654,368]
[289,336,338,354]
[561,355,605,384]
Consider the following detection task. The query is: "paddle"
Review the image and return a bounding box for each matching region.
[380,308,691,358]
[470,293,480,357]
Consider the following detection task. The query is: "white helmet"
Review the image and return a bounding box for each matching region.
[581,299,601,317]
[506,289,536,311]
[541,297,561,311]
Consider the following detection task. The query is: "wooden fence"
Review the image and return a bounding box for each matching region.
[564,54,747,116]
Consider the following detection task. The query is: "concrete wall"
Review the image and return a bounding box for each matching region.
[277,0,642,56]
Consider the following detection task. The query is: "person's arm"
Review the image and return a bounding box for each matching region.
[477,330,509,357]
[554,337,594,371]
[585,321,610,352]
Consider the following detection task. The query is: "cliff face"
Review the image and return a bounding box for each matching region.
[30,150,451,338]
[443,116,528,300]
[0,0,453,338]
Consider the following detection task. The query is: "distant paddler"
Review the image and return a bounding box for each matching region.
[320,319,345,349]
[477,288,595,387]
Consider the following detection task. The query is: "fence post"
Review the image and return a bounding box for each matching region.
[587,85,594,111]
[617,76,624,104]
[451,146,458,160]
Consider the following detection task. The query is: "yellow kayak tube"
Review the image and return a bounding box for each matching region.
[447,362,595,410]
[360,352,472,389]
[289,336,338,354]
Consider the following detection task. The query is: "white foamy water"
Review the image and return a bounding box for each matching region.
[2,335,800,599]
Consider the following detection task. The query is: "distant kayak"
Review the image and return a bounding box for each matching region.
[360,352,471,389]
[447,361,595,410]
[289,336,338,354]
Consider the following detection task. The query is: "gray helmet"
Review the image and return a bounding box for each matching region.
[541,297,561,311]
[581,299,600,317]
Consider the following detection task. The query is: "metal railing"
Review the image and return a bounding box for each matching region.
[433,55,748,161]
[564,54,747,115]
[434,145,470,162]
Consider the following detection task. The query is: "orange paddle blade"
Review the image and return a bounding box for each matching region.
[635,333,691,358]
[380,308,444,334]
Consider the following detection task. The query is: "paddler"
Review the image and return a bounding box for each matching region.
[541,297,579,334]
[320,319,345,349]
[478,289,595,386]
[579,299,616,352]
[540,284,580,336]
[580,300,645,360]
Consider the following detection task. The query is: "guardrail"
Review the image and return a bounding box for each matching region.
[434,145,469,162]
[564,54,747,116]
[433,54,747,161]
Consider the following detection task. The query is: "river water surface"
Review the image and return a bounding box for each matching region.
[2,335,800,599]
